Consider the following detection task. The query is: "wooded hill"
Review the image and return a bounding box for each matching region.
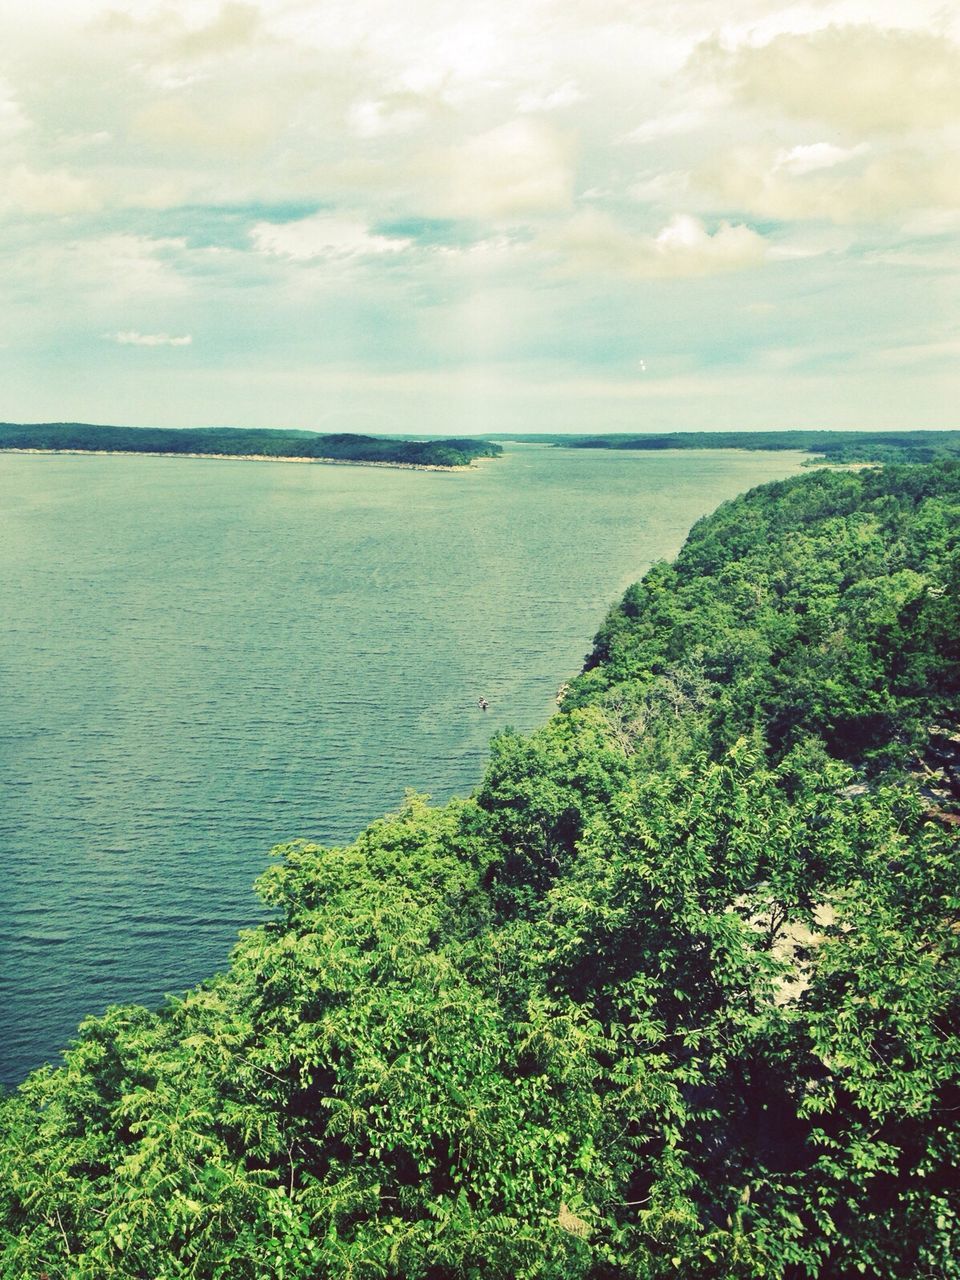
[481,430,960,464]
[0,423,502,468]
[1,463,958,1279]
[510,430,960,464]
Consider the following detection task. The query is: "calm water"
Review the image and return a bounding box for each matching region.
[0,445,806,1083]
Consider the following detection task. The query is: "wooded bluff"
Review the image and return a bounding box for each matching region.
[1,463,958,1278]
[0,423,502,468]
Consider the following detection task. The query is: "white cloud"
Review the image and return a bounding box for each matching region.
[174,2,262,59]
[31,234,193,302]
[111,331,193,346]
[130,95,279,154]
[902,208,960,236]
[0,81,29,139]
[347,95,431,139]
[544,210,768,278]
[699,144,960,223]
[872,338,960,366]
[517,81,585,114]
[702,25,960,134]
[0,164,100,215]
[775,142,869,176]
[91,2,261,61]
[439,119,574,218]
[628,170,691,206]
[864,247,960,270]
[251,214,413,261]
[626,110,710,144]
[623,86,726,146]
[652,213,768,273]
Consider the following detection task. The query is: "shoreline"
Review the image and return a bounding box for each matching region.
[0,447,479,472]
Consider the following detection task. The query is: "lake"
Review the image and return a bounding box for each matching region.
[0,444,806,1083]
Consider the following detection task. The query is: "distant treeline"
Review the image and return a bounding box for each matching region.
[555,430,960,464]
[0,423,502,468]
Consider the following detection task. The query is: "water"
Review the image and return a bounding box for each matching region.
[0,444,806,1083]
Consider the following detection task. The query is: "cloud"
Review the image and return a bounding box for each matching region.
[544,210,768,278]
[93,2,261,60]
[902,209,960,236]
[652,213,768,274]
[0,164,100,215]
[628,170,691,206]
[29,235,193,303]
[130,96,279,154]
[175,2,261,59]
[0,80,29,139]
[111,331,193,346]
[250,214,413,260]
[623,87,726,145]
[347,95,432,139]
[701,26,960,134]
[517,81,585,114]
[775,143,869,176]
[438,119,575,218]
[626,109,710,144]
[871,338,960,366]
[698,144,960,223]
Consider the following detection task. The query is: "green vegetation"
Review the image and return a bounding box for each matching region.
[2,464,958,1279]
[9,422,958,466]
[487,430,960,464]
[0,423,502,468]
[568,430,960,464]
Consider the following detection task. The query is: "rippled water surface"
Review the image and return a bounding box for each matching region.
[0,444,806,1082]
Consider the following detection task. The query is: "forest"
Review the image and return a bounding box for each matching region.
[1,462,958,1278]
[8,422,959,467]
[558,430,960,464]
[0,423,502,469]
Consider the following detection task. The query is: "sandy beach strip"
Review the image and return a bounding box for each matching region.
[0,447,480,472]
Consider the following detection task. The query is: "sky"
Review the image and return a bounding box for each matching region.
[1,0,958,434]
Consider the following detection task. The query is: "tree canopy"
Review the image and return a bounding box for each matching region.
[558,430,960,464]
[0,423,502,468]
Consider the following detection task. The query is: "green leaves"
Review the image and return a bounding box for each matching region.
[3,462,959,1277]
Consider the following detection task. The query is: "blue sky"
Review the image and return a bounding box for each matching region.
[1,0,958,434]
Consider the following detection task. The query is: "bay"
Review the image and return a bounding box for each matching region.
[0,444,806,1083]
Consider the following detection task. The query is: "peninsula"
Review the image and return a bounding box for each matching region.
[491,428,960,465]
[0,422,502,470]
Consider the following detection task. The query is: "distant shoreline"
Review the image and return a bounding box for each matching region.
[0,447,477,473]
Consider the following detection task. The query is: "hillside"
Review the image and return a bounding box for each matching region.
[1,464,958,1279]
[487,430,960,464]
[0,423,502,469]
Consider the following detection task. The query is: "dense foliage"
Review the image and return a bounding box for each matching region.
[514,430,960,464]
[0,423,502,468]
[2,464,958,1279]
